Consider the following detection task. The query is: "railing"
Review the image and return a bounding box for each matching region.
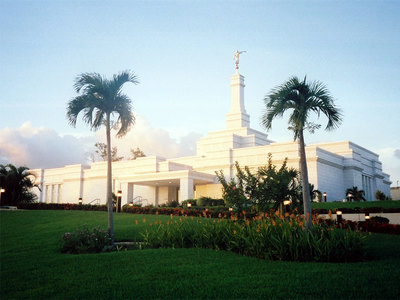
[88,198,100,205]
[130,196,148,206]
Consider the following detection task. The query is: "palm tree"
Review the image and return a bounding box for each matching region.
[66,71,138,244]
[0,164,38,206]
[346,186,366,202]
[262,76,342,230]
[309,183,322,202]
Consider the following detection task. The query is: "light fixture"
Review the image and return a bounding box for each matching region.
[336,210,343,223]
[323,192,327,202]
[0,188,5,203]
[229,207,233,212]
[129,202,134,207]
[283,200,291,206]
[365,212,370,220]
[117,190,122,197]
[187,203,192,208]
[78,197,83,205]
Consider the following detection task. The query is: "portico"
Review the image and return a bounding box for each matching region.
[118,169,216,206]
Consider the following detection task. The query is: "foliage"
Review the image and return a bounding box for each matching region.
[346,186,366,202]
[216,154,301,212]
[167,200,179,207]
[60,225,113,254]
[0,164,39,206]
[374,190,391,201]
[338,219,400,235]
[375,190,386,201]
[369,216,390,224]
[91,142,123,162]
[66,70,138,243]
[262,76,342,230]
[142,213,365,262]
[17,202,107,211]
[181,199,197,207]
[309,183,322,202]
[130,147,146,160]
[214,175,247,210]
[196,196,224,207]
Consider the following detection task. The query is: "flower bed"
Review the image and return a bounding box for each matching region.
[141,214,365,262]
[17,202,107,211]
[337,220,400,235]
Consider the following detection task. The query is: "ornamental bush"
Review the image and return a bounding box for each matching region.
[60,225,113,254]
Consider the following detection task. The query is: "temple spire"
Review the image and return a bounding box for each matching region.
[226,70,250,129]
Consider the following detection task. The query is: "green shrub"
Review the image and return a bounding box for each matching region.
[370,216,390,224]
[60,225,113,254]
[141,215,365,262]
[167,200,179,207]
[375,190,386,201]
[216,154,301,212]
[182,199,197,207]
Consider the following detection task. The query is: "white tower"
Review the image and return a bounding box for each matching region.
[226,72,250,129]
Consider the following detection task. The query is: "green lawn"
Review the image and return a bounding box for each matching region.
[1,210,400,299]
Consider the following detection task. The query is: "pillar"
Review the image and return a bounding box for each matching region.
[179,177,194,202]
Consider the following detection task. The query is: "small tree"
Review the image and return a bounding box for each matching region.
[92,142,124,162]
[130,147,146,160]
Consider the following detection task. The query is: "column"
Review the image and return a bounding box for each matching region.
[179,177,194,202]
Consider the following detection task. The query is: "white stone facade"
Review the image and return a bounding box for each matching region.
[31,71,392,205]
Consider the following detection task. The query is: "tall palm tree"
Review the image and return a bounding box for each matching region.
[262,76,342,230]
[66,71,138,243]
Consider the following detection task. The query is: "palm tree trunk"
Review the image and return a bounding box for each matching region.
[106,113,114,245]
[298,130,312,231]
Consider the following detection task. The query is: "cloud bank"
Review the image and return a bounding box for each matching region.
[0,116,202,169]
[94,115,202,159]
[0,122,91,169]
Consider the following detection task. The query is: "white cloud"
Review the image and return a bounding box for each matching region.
[375,147,400,187]
[95,115,202,159]
[0,122,93,169]
[0,117,203,169]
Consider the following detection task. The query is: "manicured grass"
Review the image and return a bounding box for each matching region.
[1,210,400,299]
[311,200,400,210]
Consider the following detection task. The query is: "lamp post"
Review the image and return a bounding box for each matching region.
[336,210,343,224]
[0,188,5,204]
[347,193,352,203]
[117,190,122,213]
[78,197,83,205]
[283,200,291,215]
[323,192,327,203]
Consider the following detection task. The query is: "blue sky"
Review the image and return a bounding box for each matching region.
[0,0,399,187]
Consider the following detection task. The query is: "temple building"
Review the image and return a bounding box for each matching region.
[31,66,392,205]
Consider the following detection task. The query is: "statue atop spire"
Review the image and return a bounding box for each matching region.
[234,50,246,70]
